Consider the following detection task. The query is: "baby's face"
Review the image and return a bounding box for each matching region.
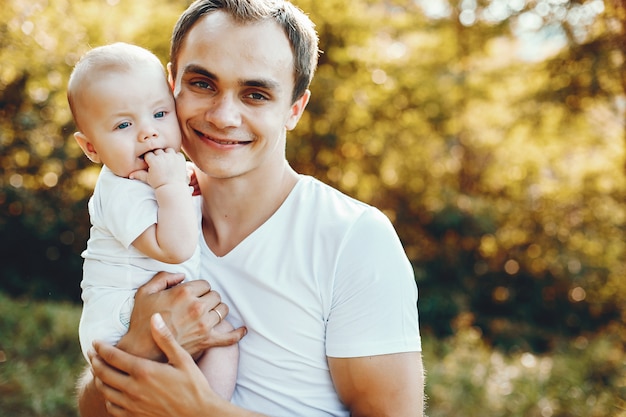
[76,63,182,178]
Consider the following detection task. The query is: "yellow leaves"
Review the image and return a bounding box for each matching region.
[504,259,520,275]
[479,234,498,258]
[76,166,100,190]
[569,286,587,302]
[41,172,59,188]
[13,149,30,167]
[0,0,621,347]
[380,163,399,187]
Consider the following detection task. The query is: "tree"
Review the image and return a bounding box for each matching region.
[0,0,623,352]
[0,0,182,299]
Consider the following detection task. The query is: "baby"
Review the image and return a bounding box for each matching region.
[67,42,237,399]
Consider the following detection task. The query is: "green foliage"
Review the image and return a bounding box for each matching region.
[293,0,626,351]
[0,0,624,357]
[1,292,623,417]
[0,1,624,415]
[0,292,84,417]
[423,321,626,417]
[0,0,184,301]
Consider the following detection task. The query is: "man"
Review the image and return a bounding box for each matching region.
[78,1,424,416]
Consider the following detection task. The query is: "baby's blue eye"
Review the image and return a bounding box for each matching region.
[116,122,131,130]
[154,111,165,119]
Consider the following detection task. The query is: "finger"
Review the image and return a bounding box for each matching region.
[92,342,166,415]
[191,290,221,318]
[190,180,201,196]
[151,313,194,367]
[218,300,228,316]
[139,271,185,296]
[93,375,127,416]
[89,348,124,391]
[211,302,234,324]
[142,150,156,163]
[89,350,137,415]
[212,306,224,324]
[163,147,176,154]
[177,279,213,298]
[128,169,148,182]
[186,162,202,196]
[92,342,143,388]
[104,399,126,417]
[211,326,248,347]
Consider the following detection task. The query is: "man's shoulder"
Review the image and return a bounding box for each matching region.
[294,175,389,228]
[297,175,370,210]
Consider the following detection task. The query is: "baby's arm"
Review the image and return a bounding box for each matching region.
[130,148,198,264]
[196,320,239,400]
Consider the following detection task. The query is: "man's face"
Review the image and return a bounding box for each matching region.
[170,11,309,180]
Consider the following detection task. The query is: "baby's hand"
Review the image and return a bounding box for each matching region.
[130,148,188,189]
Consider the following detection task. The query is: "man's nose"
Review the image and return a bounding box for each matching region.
[206,94,242,129]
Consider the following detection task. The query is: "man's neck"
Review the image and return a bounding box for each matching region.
[199,161,299,257]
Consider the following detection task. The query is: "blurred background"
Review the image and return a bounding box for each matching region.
[0,0,624,416]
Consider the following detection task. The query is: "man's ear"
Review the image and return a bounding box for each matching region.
[285,89,311,131]
[74,132,101,163]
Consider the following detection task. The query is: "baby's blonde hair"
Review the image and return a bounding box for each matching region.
[67,42,165,131]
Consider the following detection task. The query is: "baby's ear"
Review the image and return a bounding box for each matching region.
[74,132,101,163]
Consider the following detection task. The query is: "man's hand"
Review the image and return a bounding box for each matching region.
[187,161,201,196]
[90,314,220,417]
[77,273,246,417]
[117,271,246,360]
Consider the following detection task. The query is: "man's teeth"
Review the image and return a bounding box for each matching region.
[214,138,240,145]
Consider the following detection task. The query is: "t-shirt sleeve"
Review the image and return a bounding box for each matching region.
[325,208,421,357]
[96,175,158,248]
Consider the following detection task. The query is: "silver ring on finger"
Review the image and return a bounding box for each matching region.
[214,308,223,323]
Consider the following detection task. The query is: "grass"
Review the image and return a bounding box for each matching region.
[0,292,624,416]
[0,292,84,417]
[423,324,626,417]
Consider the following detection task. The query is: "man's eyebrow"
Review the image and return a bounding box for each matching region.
[182,64,281,92]
[182,64,216,80]
[243,78,281,92]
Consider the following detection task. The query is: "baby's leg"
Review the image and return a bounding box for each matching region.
[196,320,239,400]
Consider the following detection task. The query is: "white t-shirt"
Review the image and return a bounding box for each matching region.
[78,166,201,359]
[203,175,421,416]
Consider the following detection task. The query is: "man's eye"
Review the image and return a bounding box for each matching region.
[246,92,268,101]
[116,122,131,130]
[191,80,211,89]
[154,111,166,119]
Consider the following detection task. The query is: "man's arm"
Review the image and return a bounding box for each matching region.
[77,272,246,417]
[87,313,261,417]
[77,367,111,417]
[329,352,425,417]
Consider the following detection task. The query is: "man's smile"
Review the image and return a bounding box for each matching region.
[194,129,252,146]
